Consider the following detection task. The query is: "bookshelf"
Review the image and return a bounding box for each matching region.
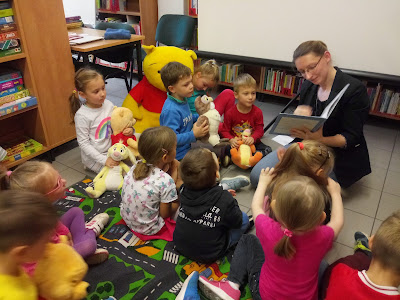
[196,51,400,121]
[0,0,76,168]
[96,0,158,46]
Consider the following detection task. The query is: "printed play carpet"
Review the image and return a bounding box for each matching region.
[54,179,252,300]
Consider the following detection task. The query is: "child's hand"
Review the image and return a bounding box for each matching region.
[167,159,180,181]
[105,157,119,168]
[258,167,275,187]
[242,136,254,145]
[227,189,236,196]
[327,178,341,197]
[122,127,134,136]
[229,137,240,148]
[193,119,209,138]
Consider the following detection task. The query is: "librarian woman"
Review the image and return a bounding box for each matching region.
[250,40,371,188]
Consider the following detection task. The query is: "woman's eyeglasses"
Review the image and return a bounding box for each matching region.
[45,176,63,196]
[297,56,323,77]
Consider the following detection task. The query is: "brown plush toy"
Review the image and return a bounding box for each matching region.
[110,107,139,160]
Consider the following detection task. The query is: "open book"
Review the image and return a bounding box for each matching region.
[270,83,350,135]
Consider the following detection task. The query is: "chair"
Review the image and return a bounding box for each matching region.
[155,14,196,48]
[93,22,136,92]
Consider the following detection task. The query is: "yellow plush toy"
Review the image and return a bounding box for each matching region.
[110,106,139,158]
[33,243,89,300]
[122,46,197,133]
[85,143,132,198]
[230,129,263,169]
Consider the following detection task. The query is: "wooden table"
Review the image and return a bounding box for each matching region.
[69,27,145,84]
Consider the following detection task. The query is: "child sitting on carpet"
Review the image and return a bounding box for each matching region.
[199,170,344,300]
[121,126,181,241]
[173,147,249,264]
[0,190,58,300]
[0,161,110,266]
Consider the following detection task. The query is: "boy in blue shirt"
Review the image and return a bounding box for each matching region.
[160,61,209,160]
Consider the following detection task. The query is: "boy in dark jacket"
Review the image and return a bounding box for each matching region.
[173,148,249,263]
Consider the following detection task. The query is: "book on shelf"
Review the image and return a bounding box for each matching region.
[0,38,18,50]
[0,2,10,10]
[0,30,18,41]
[0,16,13,25]
[270,84,350,135]
[0,22,16,33]
[0,96,37,116]
[0,135,43,163]
[0,8,12,18]
[0,68,21,83]
[189,0,198,16]
[0,84,23,97]
[0,46,21,57]
[0,78,23,91]
[0,88,29,105]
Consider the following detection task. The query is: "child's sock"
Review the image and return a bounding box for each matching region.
[228,280,240,290]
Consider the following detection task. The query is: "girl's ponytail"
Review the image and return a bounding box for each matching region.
[133,160,151,181]
[69,89,81,122]
[274,230,296,259]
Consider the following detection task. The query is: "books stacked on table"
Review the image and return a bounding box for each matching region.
[0,68,34,116]
[0,135,43,163]
[66,16,83,29]
[0,1,21,58]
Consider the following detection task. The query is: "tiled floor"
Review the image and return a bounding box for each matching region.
[52,78,400,264]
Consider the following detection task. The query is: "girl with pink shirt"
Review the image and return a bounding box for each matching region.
[198,168,344,300]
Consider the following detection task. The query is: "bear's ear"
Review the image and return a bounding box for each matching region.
[187,50,197,60]
[142,45,156,54]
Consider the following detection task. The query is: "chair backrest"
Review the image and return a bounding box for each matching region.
[93,22,135,63]
[155,14,196,47]
[95,22,136,34]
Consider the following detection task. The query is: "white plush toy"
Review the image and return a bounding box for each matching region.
[85,143,132,198]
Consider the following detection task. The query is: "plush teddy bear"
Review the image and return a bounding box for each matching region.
[230,129,263,169]
[195,95,229,146]
[122,46,197,133]
[85,143,132,198]
[33,243,89,300]
[110,106,139,158]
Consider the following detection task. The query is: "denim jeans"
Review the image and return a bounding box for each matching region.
[228,211,250,248]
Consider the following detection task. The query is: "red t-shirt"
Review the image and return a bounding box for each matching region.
[128,76,167,113]
[220,105,264,142]
[326,263,400,300]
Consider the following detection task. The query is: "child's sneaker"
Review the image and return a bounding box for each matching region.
[220,175,250,191]
[199,276,240,300]
[85,213,109,236]
[85,248,109,265]
[354,231,371,253]
[176,271,200,300]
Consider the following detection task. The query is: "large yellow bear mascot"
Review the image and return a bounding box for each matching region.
[122,46,197,133]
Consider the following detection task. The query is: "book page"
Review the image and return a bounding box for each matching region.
[270,114,323,135]
[320,83,350,119]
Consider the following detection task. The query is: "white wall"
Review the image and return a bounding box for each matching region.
[158,0,185,20]
[198,0,400,76]
[62,0,96,27]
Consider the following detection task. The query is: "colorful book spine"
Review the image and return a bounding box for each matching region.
[0,69,21,83]
[0,38,18,50]
[0,84,23,97]
[0,30,18,41]
[65,16,81,23]
[0,78,23,91]
[0,96,37,117]
[1,136,43,163]
[0,88,29,105]
[0,8,13,18]
[0,46,21,57]
[0,2,11,10]
[0,23,16,33]
[0,16,13,25]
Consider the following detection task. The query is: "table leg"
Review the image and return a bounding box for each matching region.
[135,41,143,81]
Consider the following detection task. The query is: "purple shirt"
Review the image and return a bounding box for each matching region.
[256,214,334,300]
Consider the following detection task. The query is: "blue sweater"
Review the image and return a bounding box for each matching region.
[160,94,198,160]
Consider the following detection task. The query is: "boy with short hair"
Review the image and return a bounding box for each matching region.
[0,190,59,300]
[160,61,209,160]
[173,148,249,263]
[220,73,271,156]
[323,210,400,299]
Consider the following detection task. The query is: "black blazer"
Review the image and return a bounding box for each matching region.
[299,67,371,188]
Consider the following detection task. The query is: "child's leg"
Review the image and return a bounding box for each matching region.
[255,141,272,157]
[214,89,235,116]
[199,234,264,300]
[60,207,97,258]
[228,211,249,247]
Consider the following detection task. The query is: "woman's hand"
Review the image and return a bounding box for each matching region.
[290,126,323,141]
[293,105,313,116]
